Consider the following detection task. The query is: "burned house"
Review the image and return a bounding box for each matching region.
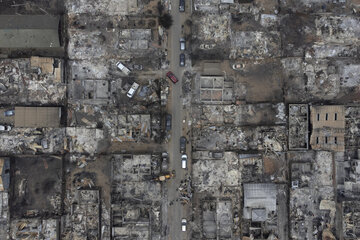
[290,151,336,240]
[197,199,233,239]
[343,201,360,239]
[310,105,345,152]
[191,151,287,239]
[199,76,233,103]
[345,106,360,149]
[289,104,309,150]
[62,189,100,239]
[192,125,287,151]
[112,201,161,240]
[67,104,161,144]
[242,183,288,240]
[0,0,359,239]
[117,114,151,142]
[111,154,162,239]
[0,57,65,105]
[10,218,59,240]
[68,79,111,105]
[66,127,104,154]
[184,151,245,239]
[337,149,360,199]
[0,128,66,155]
[192,103,286,127]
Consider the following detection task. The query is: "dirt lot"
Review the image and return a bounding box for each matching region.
[230,59,284,103]
[65,155,111,208]
[11,156,63,218]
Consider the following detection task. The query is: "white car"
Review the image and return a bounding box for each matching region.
[181,219,187,232]
[180,38,185,51]
[0,125,11,131]
[181,154,187,169]
[127,82,140,98]
[116,61,131,75]
[232,63,245,70]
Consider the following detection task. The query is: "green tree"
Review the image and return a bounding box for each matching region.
[159,13,173,29]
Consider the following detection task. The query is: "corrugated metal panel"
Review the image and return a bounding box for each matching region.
[0,15,60,48]
[15,107,61,128]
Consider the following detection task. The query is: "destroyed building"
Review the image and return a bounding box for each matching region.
[192,125,287,151]
[343,200,360,239]
[191,151,287,239]
[337,149,360,199]
[10,218,59,240]
[117,114,151,142]
[62,189,100,239]
[345,106,360,149]
[0,0,359,239]
[290,151,337,240]
[242,183,287,240]
[192,103,286,127]
[191,151,243,239]
[111,154,162,239]
[289,104,309,150]
[0,57,66,105]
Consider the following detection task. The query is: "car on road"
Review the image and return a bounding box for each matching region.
[161,152,169,171]
[181,154,187,169]
[179,0,185,12]
[181,218,187,231]
[180,38,186,51]
[127,82,140,98]
[180,136,186,153]
[180,53,185,67]
[165,114,172,131]
[166,71,178,84]
[4,110,14,116]
[0,125,11,131]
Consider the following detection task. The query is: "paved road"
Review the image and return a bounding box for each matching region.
[166,0,189,239]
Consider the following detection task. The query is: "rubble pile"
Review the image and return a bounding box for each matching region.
[0,0,360,239]
[178,176,193,204]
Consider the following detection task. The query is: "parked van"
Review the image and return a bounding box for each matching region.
[180,38,185,51]
[181,154,187,169]
[116,61,131,75]
[179,0,185,12]
[127,82,139,98]
[181,219,187,231]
